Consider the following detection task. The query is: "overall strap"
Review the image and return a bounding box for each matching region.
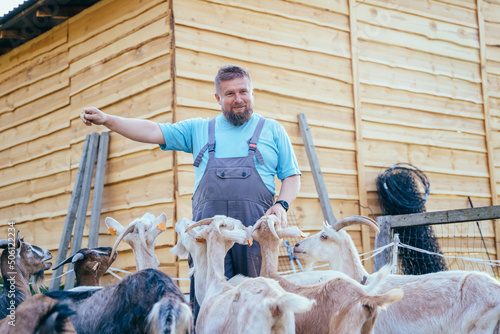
[193,118,217,167]
[247,117,266,165]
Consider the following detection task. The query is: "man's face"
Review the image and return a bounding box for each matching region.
[215,77,254,126]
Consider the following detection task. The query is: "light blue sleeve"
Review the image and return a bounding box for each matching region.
[158,118,205,153]
[273,121,301,180]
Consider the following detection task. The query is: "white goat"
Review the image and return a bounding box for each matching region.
[171,216,315,334]
[294,215,500,334]
[250,215,403,334]
[52,247,117,287]
[105,212,168,270]
[0,231,53,320]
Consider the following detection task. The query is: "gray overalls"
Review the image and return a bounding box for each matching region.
[189,116,275,322]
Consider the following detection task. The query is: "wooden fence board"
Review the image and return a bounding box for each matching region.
[207,0,349,31]
[357,22,480,63]
[69,55,172,112]
[71,35,172,96]
[360,85,484,119]
[0,106,70,152]
[0,128,70,169]
[0,193,72,223]
[362,140,490,177]
[359,61,483,103]
[483,1,500,22]
[175,26,353,85]
[0,87,70,133]
[174,0,351,58]
[434,0,476,10]
[357,40,481,83]
[356,3,479,48]
[68,0,166,48]
[362,103,486,135]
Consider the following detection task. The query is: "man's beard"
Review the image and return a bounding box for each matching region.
[222,106,253,126]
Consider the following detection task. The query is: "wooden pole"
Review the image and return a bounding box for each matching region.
[298,113,336,225]
[88,132,109,248]
[64,132,99,290]
[49,135,91,290]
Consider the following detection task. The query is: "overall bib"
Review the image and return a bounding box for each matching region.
[189,116,275,321]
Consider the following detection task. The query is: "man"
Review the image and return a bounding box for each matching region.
[81,64,301,319]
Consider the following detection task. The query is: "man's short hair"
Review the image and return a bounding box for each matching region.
[215,65,253,95]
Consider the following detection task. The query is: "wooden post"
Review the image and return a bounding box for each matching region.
[49,135,91,290]
[374,215,391,272]
[64,132,99,290]
[88,132,109,248]
[298,113,336,225]
[391,234,399,274]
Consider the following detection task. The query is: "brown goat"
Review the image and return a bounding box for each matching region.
[0,294,76,333]
[250,215,403,334]
[0,231,52,320]
[52,247,117,287]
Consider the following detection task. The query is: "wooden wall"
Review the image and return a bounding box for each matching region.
[1,0,499,292]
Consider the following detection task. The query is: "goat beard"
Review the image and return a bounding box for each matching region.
[222,105,253,126]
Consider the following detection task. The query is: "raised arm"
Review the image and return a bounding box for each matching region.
[265,174,300,228]
[81,107,165,145]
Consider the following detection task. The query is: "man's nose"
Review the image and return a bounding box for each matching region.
[234,93,244,103]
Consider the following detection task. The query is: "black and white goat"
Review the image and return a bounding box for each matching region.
[0,231,52,319]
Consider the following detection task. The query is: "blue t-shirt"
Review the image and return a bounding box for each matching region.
[159,113,300,195]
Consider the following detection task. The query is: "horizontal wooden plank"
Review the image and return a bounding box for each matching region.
[433,219,496,238]
[71,34,172,96]
[0,49,68,101]
[486,59,500,76]
[362,140,490,177]
[485,22,500,46]
[70,84,173,147]
[366,166,492,197]
[68,0,166,48]
[357,39,481,83]
[206,0,349,31]
[0,22,68,75]
[0,106,70,153]
[433,0,476,10]
[70,55,172,112]
[174,0,351,58]
[175,48,354,108]
[0,149,70,188]
[0,192,71,223]
[286,0,348,15]
[363,121,487,153]
[0,87,70,133]
[486,45,500,63]
[378,205,500,228]
[287,124,356,151]
[104,148,173,184]
[362,0,477,28]
[361,102,486,135]
[356,3,479,48]
[0,127,70,170]
[175,25,353,85]
[294,146,357,175]
[359,61,483,103]
[100,172,174,213]
[488,73,500,99]
[483,0,500,23]
[0,171,70,208]
[360,84,484,119]
[357,22,480,63]
[299,171,359,200]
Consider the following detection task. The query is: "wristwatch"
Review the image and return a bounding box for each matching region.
[275,200,289,212]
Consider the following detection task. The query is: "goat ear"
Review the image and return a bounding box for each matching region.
[15,230,21,251]
[105,217,125,236]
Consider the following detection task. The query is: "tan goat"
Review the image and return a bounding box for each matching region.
[294,215,500,334]
[172,216,315,334]
[250,215,404,334]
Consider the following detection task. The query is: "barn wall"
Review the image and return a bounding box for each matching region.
[0,0,499,292]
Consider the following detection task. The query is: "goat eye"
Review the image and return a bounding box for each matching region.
[320,234,328,240]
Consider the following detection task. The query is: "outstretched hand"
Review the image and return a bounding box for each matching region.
[80,107,107,126]
[265,204,287,229]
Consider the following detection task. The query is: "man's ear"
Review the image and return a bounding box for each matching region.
[215,93,221,104]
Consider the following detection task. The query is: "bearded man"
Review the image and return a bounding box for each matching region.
[80,65,301,322]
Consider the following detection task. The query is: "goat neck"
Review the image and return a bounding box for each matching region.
[1,249,31,298]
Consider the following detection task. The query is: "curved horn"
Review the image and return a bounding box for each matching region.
[52,252,79,270]
[109,222,136,264]
[332,215,380,234]
[266,216,280,240]
[185,218,214,233]
[71,252,85,263]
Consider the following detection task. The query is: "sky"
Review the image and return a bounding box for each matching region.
[0,0,26,17]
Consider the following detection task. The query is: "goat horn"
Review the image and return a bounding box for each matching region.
[71,252,85,263]
[53,253,79,270]
[185,218,214,233]
[109,222,136,264]
[332,215,380,234]
[266,216,280,240]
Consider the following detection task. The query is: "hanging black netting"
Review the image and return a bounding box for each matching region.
[376,163,447,275]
